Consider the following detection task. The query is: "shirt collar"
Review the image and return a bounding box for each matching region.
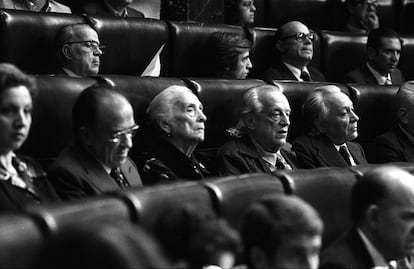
[357,228,389,267]
[104,0,128,17]
[283,62,309,81]
[249,135,280,166]
[367,62,390,85]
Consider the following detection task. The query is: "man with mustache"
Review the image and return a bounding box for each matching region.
[262,21,325,83]
[217,84,297,176]
[54,24,103,77]
[344,27,404,85]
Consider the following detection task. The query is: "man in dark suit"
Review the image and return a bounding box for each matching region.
[77,0,144,18]
[217,84,297,176]
[262,21,325,82]
[48,86,142,200]
[0,0,71,13]
[371,81,414,163]
[320,166,414,269]
[54,24,104,77]
[344,27,404,85]
[292,85,367,168]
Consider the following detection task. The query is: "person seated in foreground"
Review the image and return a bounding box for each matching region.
[292,85,367,168]
[77,0,144,17]
[242,195,323,269]
[205,32,253,79]
[0,0,71,13]
[320,166,414,269]
[344,0,379,33]
[152,203,241,269]
[216,84,296,176]
[224,0,256,26]
[344,27,404,85]
[0,63,59,213]
[262,21,325,82]
[139,85,211,185]
[54,23,104,77]
[371,81,414,163]
[48,85,142,200]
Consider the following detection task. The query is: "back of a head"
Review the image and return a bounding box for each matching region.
[242,195,323,267]
[396,81,414,111]
[367,27,403,50]
[0,63,36,96]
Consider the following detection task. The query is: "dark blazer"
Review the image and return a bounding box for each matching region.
[0,155,59,213]
[320,228,374,269]
[261,62,326,82]
[48,144,142,201]
[216,135,297,176]
[77,2,144,17]
[371,125,414,163]
[292,134,367,168]
[344,64,404,85]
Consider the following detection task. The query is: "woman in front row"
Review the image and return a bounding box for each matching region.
[0,63,59,213]
[139,85,211,185]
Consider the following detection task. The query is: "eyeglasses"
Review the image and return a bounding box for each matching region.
[65,40,105,54]
[280,32,316,42]
[355,0,378,8]
[108,125,139,143]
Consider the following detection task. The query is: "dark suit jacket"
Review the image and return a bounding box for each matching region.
[77,2,144,17]
[344,64,404,85]
[371,125,414,163]
[48,144,142,201]
[320,228,374,269]
[216,135,297,176]
[261,62,326,82]
[292,134,367,168]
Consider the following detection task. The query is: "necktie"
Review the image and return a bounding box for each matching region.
[275,154,292,170]
[339,145,353,166]
[384,76,392,85]
[300,70,312,82]
[110,167,130,189]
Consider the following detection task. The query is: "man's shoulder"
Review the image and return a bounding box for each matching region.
[308,66,326,82]
[126,6,144,18]
[49,145,87,173]
[262,62,293,81]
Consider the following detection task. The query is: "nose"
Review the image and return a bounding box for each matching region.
[14,110,29,128]
[120,133,133,148]
[198,109,207,122]
[247,58,253,69]
[251,4,256,11]
[280,112,290,126]
[391,51,400,61]
[350,110,359,122]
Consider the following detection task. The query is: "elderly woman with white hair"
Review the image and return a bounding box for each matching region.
[140,85,211,185]
[292,85,367,168]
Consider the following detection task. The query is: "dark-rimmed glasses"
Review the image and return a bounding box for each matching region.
[108,124,139,143]
[65,40,105,54]
[355,0,378,8]
[280,32,316,42]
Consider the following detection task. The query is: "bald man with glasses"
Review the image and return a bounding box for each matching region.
[54,24,104,77]
[262,21,325,83]
[48,86,142,200]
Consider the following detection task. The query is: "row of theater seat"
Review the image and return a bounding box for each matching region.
[1,9,414,82]
[20,75,399,165]
[2,163,413,268]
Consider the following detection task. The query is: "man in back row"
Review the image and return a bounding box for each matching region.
[77,0,144,18]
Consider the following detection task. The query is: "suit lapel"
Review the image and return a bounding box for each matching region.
[396,127,414,161]
[313,136,349,167]
[347,142,367,165]
[362,65,380,85]
[120,158,142,187]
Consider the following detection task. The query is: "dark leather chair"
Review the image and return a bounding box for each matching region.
[247,26,277,78]
[399,35,414,81]
[167,21,245,77]
[349,162,414,176]
[398,0,414,34]
[26,196,131,236]
[18,76,97,165]
[114,181,214,230]
[0,214,45,268]
[87,16,169,76]
[0,9,86,74]
[274,167,357,249]
[204,173,286,230]
[319,30,367,82]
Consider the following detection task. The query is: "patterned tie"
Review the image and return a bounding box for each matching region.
[300,70,312,82]
[110,167,130,189]
[339,145,353,166]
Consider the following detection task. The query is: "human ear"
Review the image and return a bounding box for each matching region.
[62,44,73,60]
[367,47,376,61]
[398,108,408,124]
[244,113,257,130]
[79,126,92,146]
[159,120,172,135]
[366,204,380,229]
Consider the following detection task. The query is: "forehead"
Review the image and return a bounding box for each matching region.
[0,86,32,104]
[71,26,99,42]
[96,97,134,129]
[283,22,309,35]
[238,49,250,58]
[326,92,352,109]
[174,91,201,107]
[379,37,402,50]
[262,91,290,110]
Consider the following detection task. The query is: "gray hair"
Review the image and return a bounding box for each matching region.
[228,84,283,138]
[302,85,342,135]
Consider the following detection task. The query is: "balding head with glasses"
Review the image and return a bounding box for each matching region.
[262,21,325,83]
[48,85,142,201]
[346,0,379,33]
[55,24,104,77]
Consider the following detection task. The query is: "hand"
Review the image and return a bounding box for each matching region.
[363,12,379,32]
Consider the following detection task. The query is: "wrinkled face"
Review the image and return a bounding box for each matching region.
[231,50,252,79]
[267,234,322,269]
[87,97,136,168]
[318,92,359,145]
[65,26,103,76]
[278,22,314,67]
[168,91,207,146]
[0,86,32,155]
[250,91,291,152]
[374,184,414,260]
[350,0,378,26]
[237,0,256,25]
[369,37,402,76]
